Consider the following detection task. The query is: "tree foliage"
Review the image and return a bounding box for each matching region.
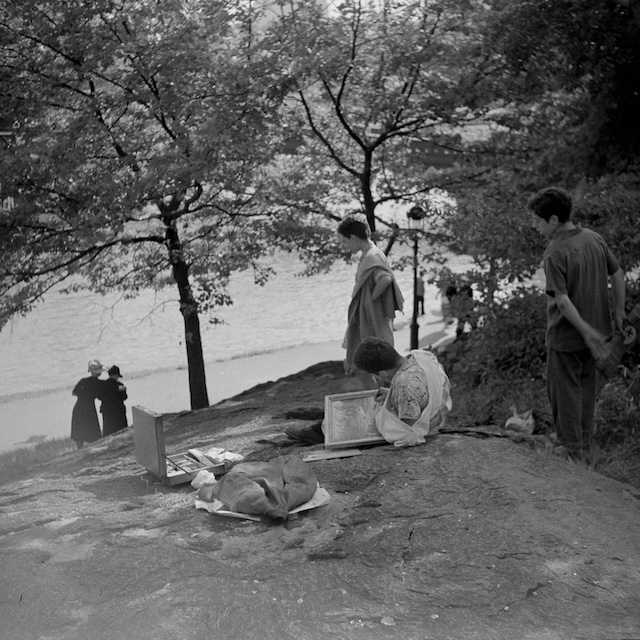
[2,0,640,417]
[437,0,640,322]
[483,0,640,179]
[258,0,494,236]
[0,0,290,408]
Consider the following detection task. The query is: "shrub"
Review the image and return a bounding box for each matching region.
[438,287,548,429]
[594,369,640,449]
[440,287,546,383]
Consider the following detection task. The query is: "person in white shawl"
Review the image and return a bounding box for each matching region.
[338,215,404,375]
[353,337,452,447]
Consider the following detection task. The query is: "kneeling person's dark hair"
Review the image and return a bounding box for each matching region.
[354,337,398,373]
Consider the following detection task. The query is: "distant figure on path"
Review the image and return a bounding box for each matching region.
[338,214,404,375]
[416,271,426,316]
[436,268,454,324]
[353,337,452,447]
[71,359,105,449]
[529,186,625,458]
[101,365,128,437]
[448,281,475,338]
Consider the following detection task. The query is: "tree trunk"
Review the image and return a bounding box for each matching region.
[177,275,210,410]
[165,219,210,410]
[361,151,376,232]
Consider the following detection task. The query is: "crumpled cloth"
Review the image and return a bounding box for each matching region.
[199,454,317,520]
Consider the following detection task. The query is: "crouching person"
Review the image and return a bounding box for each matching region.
[353,337,452,447]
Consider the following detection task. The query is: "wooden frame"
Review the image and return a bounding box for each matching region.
[323,390,386,449]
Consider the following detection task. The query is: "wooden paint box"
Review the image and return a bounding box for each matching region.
[132,405,224,485]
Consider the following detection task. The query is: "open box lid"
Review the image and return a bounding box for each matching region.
[132,405,168,479]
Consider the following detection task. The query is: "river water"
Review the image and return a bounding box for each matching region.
[1,246,472,451]
[0,255,363,402]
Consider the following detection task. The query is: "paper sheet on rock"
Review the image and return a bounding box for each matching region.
[194,484,331,521]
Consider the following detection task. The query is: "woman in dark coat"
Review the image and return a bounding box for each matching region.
[71,360,105,448]
[101,365,128,437]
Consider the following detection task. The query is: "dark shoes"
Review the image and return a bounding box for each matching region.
[285,421,324,445]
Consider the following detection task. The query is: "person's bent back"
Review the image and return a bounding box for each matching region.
[354,337,452,447]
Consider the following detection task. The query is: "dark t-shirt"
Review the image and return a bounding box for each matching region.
[544,227,619,351]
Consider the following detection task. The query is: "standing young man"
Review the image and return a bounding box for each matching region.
[338,214,404,375]
[529,187,626,457]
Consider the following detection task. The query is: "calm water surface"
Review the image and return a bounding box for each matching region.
[0,256,366,398]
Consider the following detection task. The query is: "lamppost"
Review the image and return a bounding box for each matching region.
[407,205,426,350]
[0,122,15,212]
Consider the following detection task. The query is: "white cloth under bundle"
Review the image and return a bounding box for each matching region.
[197,454,317,520]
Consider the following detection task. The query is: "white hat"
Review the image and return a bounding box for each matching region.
[87,359,104,373]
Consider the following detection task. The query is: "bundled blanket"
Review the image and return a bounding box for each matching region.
[198,454,317,521]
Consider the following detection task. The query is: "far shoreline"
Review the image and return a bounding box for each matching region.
[0,314,453,453]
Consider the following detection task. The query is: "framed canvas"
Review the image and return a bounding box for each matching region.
[324,390,387,449]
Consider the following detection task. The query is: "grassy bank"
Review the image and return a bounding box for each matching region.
[0,437,77,486]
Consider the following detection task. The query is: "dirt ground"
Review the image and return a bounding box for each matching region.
[1,361,640,640]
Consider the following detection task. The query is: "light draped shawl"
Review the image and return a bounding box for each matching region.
[343,243,404,371]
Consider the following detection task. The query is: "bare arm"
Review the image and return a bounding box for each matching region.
[375,387,390,403]
[555,294,609,360]
[610,268,626,331]
[374,386,418,425]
